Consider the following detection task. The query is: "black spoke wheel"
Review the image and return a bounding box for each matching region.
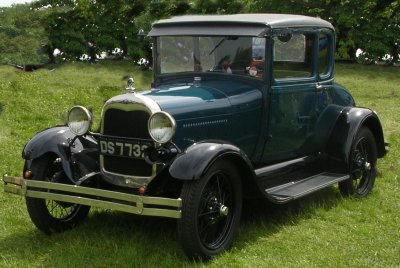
[26,154,90,234]
[178,160,242,260]
[339,127,377,197]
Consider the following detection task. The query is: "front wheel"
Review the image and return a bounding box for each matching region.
[339,127,377,197]
[25,154,90,234]
[178,160,242,260]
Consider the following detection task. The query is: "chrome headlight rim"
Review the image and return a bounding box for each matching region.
[148,111,176,144]
[67,105,92,136]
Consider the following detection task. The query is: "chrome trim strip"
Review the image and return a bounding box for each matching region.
[3,176,181,219]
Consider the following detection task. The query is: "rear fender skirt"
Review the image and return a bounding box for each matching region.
[23,126,98,181]
[326,107,386,166]
[169,142,255,181]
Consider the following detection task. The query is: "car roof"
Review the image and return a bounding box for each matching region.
[148,14,334,37]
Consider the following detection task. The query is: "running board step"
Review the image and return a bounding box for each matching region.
[265,172,349,204]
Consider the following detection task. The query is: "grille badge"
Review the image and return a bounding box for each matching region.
[122,99,132,104]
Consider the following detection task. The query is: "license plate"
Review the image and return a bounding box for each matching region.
[99,137,152,159]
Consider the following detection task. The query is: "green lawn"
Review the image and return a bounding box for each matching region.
[0,62,399,267]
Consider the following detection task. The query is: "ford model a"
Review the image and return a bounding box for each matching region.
[3,14,386,260]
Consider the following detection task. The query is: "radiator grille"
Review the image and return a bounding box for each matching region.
[102,108,152,177]
[103,109,151,139]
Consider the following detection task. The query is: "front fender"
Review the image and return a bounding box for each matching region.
[169,142,254,181]
[327,107,386,165]
[23,126,98,180]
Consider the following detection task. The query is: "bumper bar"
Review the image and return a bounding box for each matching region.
[3,176,181,219]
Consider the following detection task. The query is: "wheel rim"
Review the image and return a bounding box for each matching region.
[45,200,80,220]
[351,137,374,195]
[197,171,234,250]
[44,158,82,221]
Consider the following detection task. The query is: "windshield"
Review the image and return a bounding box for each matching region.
[155,36,266,80]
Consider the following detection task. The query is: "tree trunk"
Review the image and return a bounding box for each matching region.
[44,45,56,64]
[120,36,128,58]
[390,43,399,63]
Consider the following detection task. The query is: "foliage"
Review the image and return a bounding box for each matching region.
[0,0,398,65]
[0,4,48,65]
[0,62,399,266]
[190,0,244,14]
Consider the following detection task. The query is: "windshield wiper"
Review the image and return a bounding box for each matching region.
[209,37,226,55]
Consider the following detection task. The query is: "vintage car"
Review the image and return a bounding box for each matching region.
[3,14,387,260]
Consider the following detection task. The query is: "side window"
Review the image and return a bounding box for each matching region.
[318,33,331,76]
[252,37,265,60]
[273,33,314,79]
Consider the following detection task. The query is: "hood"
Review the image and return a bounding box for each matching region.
[141,84,232,120]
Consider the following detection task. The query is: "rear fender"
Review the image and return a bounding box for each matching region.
[326,107,386,166]
[23,126,98,180]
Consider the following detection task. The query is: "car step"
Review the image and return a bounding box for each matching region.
[264,172,349,204]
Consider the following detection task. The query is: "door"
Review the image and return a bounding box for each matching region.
[262,31,328,163]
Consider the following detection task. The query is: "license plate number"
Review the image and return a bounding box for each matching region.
[99,138,151,159]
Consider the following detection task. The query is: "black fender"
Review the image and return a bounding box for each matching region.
[326,107,386,166]
[169,142,255,181]
[169,141,262,197]
[23,126,98,181]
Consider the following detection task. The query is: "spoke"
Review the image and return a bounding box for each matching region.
[197,169,235,249]
[216,175,222,202]
[39,157,80,220]
[199,218,215,235]
[48,201,56,214]
[199,209,225,245]
[352,167,363,175]
[358,177,366,190]
[198,210,219,217]
[361,140,368,158]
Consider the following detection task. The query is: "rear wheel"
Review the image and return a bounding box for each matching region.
[26,154,90,234]
[339,127,377,197]
[178,160,242,260]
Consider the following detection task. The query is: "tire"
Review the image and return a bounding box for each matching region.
[339,127,377,197]
[25,154,90,234]
[178,160,242,260]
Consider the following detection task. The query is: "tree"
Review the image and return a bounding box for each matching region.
[0,4,49,65]
[32,0,160,62]
[352,0,400,63]
[191,0,244,14]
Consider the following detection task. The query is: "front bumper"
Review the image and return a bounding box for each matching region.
[3,176,182,219]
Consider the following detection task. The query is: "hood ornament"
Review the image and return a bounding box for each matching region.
[126,77,135,93]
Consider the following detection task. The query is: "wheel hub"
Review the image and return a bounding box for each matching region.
[219,205,229,216]
[204,194,229,223]
[364,162,371,171]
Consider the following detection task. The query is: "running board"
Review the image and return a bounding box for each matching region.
[265,173,349,204]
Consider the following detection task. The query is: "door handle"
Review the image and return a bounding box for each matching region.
[315,83,333,92]
[316,83,324,92]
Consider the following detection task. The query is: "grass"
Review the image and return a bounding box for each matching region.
[0,61,399,267]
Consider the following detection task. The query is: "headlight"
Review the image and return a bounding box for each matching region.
[67,106,92,136]
[148,112,176,143]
